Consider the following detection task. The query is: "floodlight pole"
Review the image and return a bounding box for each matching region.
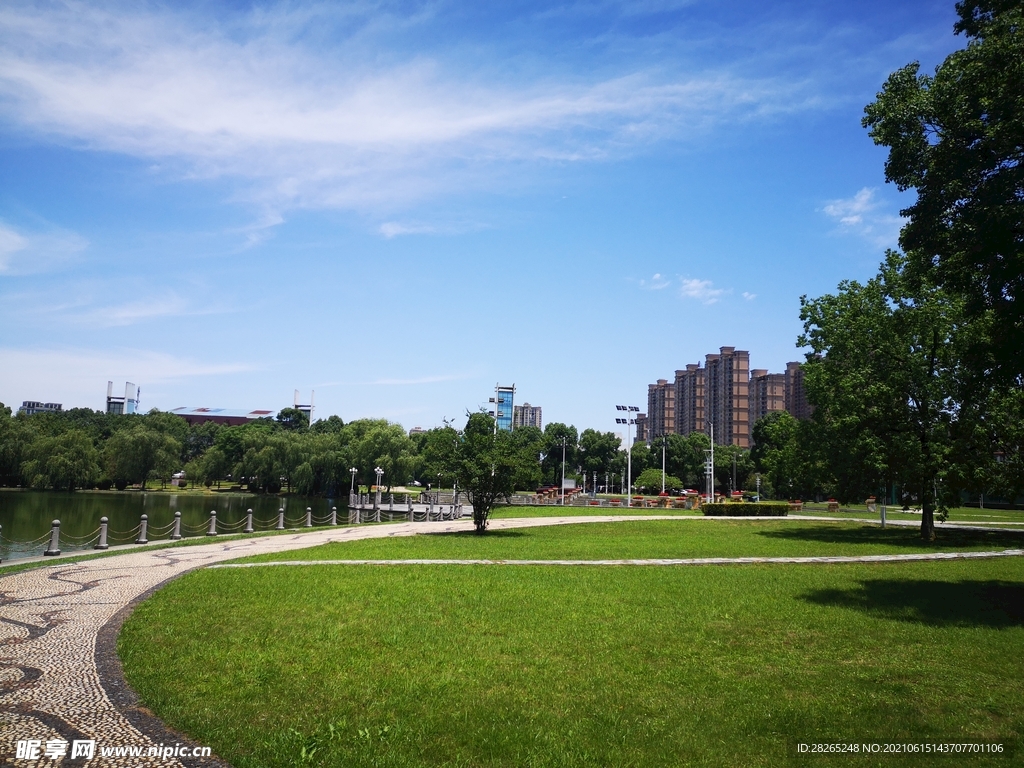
[661,437,666,493]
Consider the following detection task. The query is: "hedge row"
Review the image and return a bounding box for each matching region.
[701,502,789,517]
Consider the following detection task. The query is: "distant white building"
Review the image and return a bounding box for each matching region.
[106,381,139,415]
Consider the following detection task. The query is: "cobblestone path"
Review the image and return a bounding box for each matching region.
[1,514,1021,767]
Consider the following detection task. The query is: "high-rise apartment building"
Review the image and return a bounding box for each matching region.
[646,379,675,439]
[705,347,750,447]
[512,403,543,430]
[634,413,647,443]
[673,364,706,437]
[749,370,787,428]
[785,362,813,421]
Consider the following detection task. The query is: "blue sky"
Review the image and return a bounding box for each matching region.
[0,0,960,434]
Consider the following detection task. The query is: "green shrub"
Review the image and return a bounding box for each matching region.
[702,502,788,517]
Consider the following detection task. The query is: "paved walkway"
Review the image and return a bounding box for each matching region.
[1,514,1022,767]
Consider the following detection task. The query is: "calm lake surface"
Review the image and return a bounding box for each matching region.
[0,490,344,562]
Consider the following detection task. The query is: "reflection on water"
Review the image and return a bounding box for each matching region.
[0,491,342,561]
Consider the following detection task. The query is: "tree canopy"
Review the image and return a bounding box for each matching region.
[863,0,1024,381]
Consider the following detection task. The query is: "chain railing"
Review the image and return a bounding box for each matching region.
[0,498,473,563]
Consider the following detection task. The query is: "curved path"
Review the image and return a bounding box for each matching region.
[1,514,1021,767]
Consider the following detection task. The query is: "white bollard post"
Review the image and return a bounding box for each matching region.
[207,510,218,536]
[96,517,110,549]
[305,507,312,528]
[244,509,254,534]
[44,520,61,556]
[331,506,337,526]
[277,508,285,530]
[170,511,182,540]
[136,514,149,545]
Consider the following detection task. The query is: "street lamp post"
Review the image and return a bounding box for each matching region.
[349,467,358,498]
[373,466,384,516]
[560,436,567,506]
[615,405,640,506]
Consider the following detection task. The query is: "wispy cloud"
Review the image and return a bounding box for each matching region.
[639,273,671,290]
[822,187,905,249]
[0,3,820,216]
[373,374,468,386]
[0,221,87,275]
[316,373,471,387]
[378,220,487,239]
[0,347,256,410]
[742,291,756,301]
[679,277,725,304]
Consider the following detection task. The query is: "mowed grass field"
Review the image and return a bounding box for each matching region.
[118,520,1024,767]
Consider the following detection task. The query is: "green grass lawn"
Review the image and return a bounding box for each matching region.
[119,521,1024,767]
[796,504,1024,525]
[489,504,700,519]
[235,519,1024,563]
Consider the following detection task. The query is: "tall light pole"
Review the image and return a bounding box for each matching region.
[560,436,567,506]
[705,422,715,504]
[615,405,639,505]
[661,437,666,493]
[349,467,358,495]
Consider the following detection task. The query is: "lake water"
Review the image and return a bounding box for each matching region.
[0,490,344,562]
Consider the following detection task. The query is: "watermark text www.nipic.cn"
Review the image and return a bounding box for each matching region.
[15,739,212,761]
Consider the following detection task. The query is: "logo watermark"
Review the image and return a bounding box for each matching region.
[14,739,211,762]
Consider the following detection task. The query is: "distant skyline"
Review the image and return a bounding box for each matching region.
[0,0,961,434]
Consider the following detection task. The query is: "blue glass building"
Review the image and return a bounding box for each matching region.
[492,384,515,431]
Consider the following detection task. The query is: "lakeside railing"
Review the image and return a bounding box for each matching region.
[0,494,469,563]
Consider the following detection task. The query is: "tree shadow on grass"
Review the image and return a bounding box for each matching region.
[422,529,529,539]
[757,524,1024,551]
[799,579,1024,627]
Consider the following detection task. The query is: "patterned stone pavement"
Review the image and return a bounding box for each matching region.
[1,513,1022,767]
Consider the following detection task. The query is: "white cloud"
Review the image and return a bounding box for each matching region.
[679,277,725,304]
[822,187,905,249]
[0,3,818,215]
[742,291,756,301]
[378,219,490,238]
[0,222,87,275]
[5,284,232,328]
[0,347,256,410]
[639,273,671,290]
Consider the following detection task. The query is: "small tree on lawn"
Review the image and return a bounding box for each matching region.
[450,412,541,533]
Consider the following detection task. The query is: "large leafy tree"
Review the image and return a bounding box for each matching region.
[750,412,829,500]
[577,428,620,485]
[863,0,1024,380]
[541,423,579,485]
[799,252,983,539]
